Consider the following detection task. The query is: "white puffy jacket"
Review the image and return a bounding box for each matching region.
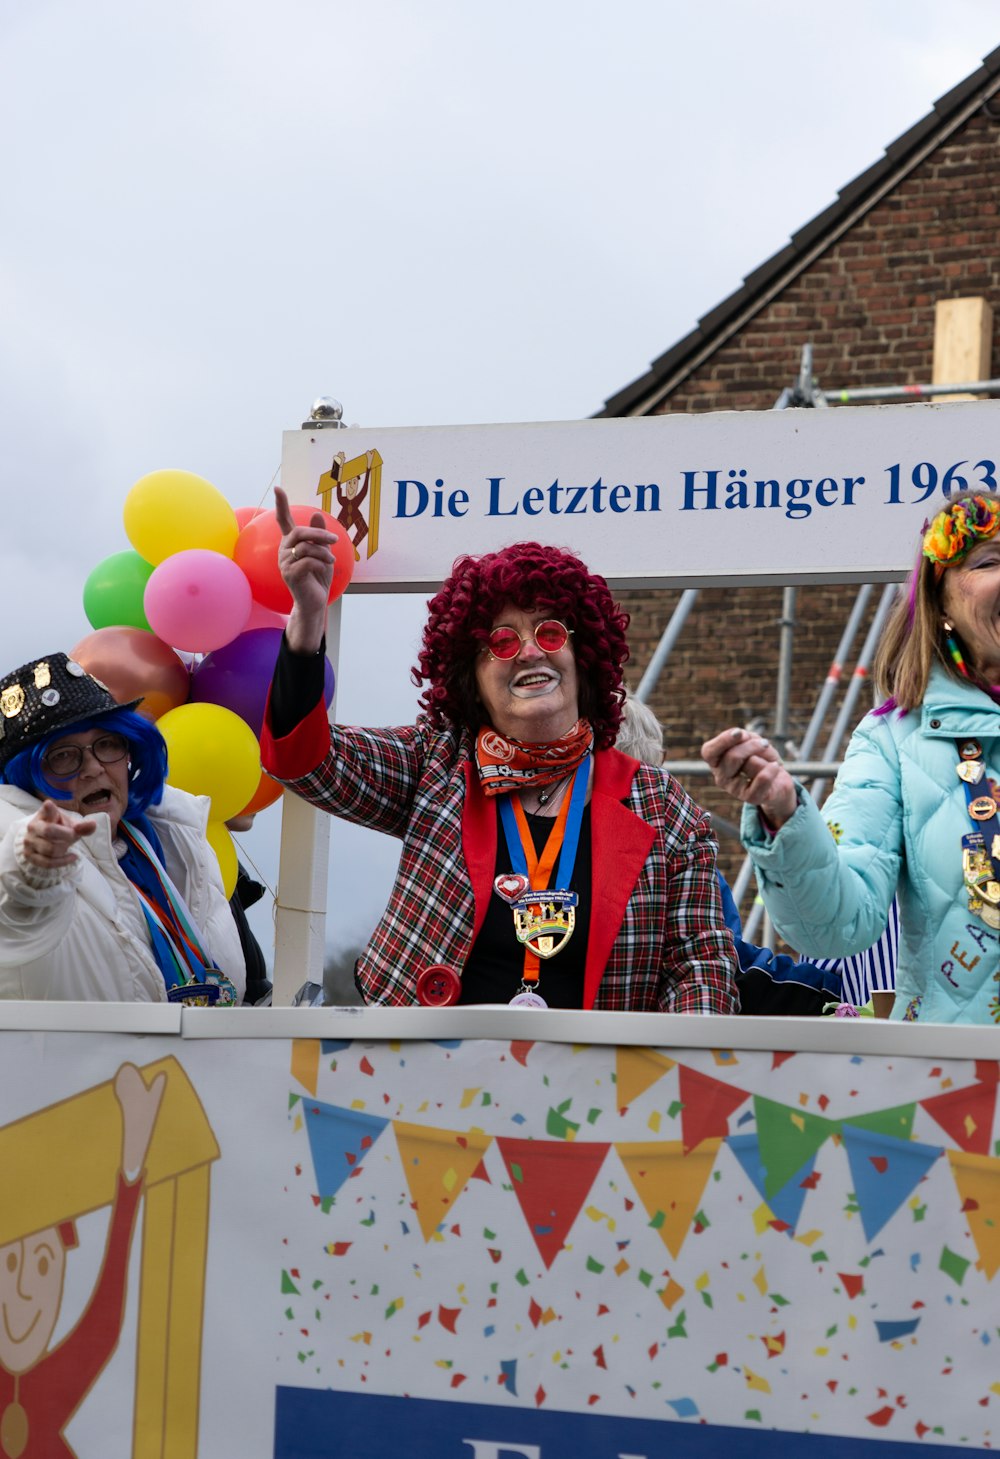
[0,784,246,1002]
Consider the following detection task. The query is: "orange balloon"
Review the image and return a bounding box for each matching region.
[70,627,190,721]
[234,504,355,613]
[234,505,268,530]
[238,770,284,815]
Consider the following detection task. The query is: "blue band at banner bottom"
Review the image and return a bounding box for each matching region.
[274,1387,971,1459]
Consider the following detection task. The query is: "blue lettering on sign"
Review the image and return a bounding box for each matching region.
[485,477,661,517]
[274,1386,972,1458]
[394,479,470,518]
[681,470,863,519]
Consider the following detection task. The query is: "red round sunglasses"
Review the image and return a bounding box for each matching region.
[485,619,572,660]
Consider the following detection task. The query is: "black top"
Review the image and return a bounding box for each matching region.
[459,809,592,1008]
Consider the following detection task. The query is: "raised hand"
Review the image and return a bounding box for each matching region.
[21,799,96,869]
[274,484,338,653]
[700,726,798,830]
[114,1062,167,1178]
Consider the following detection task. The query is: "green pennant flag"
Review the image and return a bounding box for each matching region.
[754,1095,840,1198]
[842,1103,917,1142]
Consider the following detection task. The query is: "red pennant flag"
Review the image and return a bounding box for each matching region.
[921,1080,997,1156]
[677,1065,749,1152]
[497,1137,610,1268]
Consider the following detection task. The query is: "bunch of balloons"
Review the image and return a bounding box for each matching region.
[73,469,350,894]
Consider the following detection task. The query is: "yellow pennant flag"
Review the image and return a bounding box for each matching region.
[394,1122,492,1241]
[290,1039,320,1096]
[615,1138,722,1257]
[946,1149,1000,1279]
[615,1049,676,1111]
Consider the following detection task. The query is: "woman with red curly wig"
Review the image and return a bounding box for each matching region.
[262,488,738,1012]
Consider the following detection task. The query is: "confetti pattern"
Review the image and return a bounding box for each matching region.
[278,1039,1000,1448]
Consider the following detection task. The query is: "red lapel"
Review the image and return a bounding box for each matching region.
[462,762,497,945]
[583,749,656,1010]
[462,751,655,1009]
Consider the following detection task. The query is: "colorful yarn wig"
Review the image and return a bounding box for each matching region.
[413,542,630,749]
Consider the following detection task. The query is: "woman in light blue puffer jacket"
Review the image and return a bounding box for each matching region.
[702,491,1000,1026]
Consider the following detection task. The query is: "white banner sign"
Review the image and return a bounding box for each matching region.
[3,1008,997,1458]
[282,402,1000,589]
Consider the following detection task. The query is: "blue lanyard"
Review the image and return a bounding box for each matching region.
[498,757,589,889]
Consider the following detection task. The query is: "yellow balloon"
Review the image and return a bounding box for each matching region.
[159,702,261,822]
[124,469,239,564]
[205,821,238,899]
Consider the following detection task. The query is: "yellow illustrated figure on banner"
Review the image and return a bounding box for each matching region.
[0,1057,220,1459]
[316,447,382,561]
[0,1064,164,1459]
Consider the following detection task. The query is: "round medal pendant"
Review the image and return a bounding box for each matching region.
[509,988,548,1009]
[416,965,462,1006]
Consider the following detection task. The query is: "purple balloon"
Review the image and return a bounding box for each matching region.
[190,628,334,736]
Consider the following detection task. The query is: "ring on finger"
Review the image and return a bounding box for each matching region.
[291,545,299,559]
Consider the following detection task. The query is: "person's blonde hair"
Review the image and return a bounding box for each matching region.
[873,489,1000,710]
[616,692,664,766]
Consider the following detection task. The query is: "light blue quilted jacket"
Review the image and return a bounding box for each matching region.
[741,664,1000,1025]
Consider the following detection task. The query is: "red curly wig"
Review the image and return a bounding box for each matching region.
[413,542,630,748]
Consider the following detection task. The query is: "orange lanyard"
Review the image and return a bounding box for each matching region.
[509,791,574,984]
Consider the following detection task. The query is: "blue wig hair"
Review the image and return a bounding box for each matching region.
[1,708,168,817]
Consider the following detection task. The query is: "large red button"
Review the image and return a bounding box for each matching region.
[416,965,461,1006]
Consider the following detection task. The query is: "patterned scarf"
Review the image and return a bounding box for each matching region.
[474,719,594,798]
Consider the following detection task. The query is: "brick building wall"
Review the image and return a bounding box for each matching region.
[617,105,1000,904]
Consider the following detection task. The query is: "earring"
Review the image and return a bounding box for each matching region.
[943,620,954,633]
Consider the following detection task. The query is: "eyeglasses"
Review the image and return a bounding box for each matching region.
[43,733,129,780]
[485,619,572,661]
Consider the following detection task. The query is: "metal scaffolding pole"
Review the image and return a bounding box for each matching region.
[635,589,700,702]
[796,585,873,760]
[740,580,898,945]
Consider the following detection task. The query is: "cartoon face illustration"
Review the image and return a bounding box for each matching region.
[343,475,362,500]
[0,1227,67,1373]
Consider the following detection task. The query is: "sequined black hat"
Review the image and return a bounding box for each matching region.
[0,653,141,773]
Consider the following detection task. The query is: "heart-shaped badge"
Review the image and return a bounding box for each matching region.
[493,873,530,903]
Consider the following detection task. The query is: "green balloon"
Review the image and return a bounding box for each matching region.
[83,550,155,631]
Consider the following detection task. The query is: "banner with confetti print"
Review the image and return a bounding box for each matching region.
[274,1037,1000,1457]
[0,1021,998,1458]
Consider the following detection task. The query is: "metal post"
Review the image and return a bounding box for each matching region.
[741,582,899,945]
[809,583,898,801]
[796,585,872,759]
[635,589,700,703]
[773,587,797,744]
[272,397,347,1005]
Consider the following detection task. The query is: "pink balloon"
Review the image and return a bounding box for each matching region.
[143,549,252,653]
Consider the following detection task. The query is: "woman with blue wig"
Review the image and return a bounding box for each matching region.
[0,652,245,1003]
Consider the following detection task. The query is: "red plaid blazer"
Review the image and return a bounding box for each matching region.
[262,705,738,1013]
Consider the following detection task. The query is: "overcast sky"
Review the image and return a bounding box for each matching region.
[1,2,997,971]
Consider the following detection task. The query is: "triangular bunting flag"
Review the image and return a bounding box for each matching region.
[291,1039,321,1096]
[921,1081,998,1156]
[946,1149,1000,1279]
[678,1065,749,1151]
[754,1097,840,1198]
[726,1132,815,1234]
[842,1103,917,1142]
[615,1049,675,1111]
[393,1122,493,1241]
[616,1138,722,1258]
[302,1099,390,1200]
[840,1125,943,1242]
[497,1137,610,1268]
